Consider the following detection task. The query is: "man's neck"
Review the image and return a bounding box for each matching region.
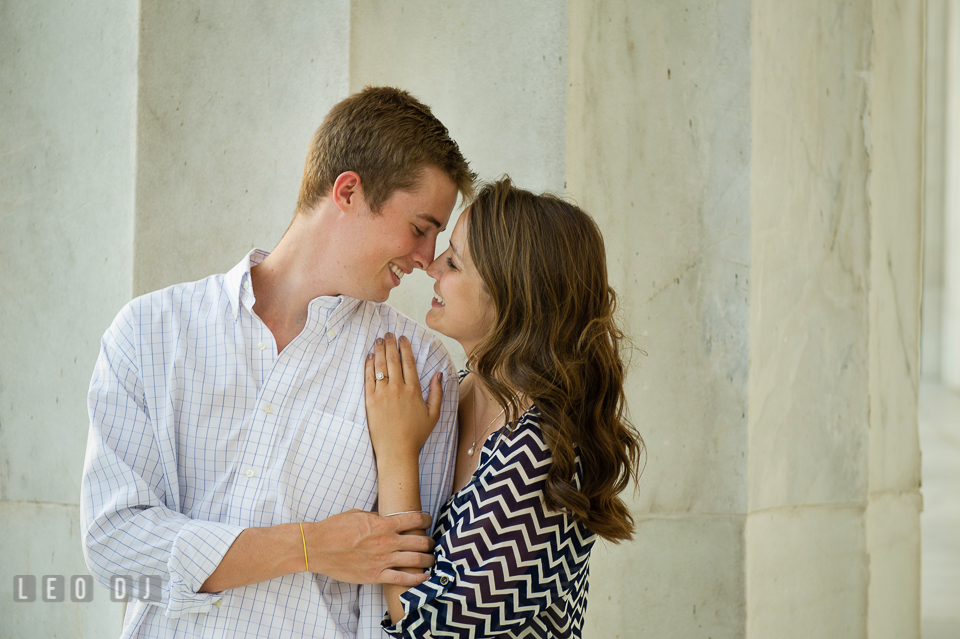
[250,211,339,353]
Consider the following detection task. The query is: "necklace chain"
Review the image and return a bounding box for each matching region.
[467,386,507,457]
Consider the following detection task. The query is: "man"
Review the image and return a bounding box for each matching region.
[81,87,475,637]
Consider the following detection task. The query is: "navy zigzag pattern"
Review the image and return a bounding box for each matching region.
[384,401,598,638]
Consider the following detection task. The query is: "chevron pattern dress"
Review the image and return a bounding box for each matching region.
[382,374,598,638]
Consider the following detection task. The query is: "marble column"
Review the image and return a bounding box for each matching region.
[568,1,923,637]
[943,0,960,389]
[923,0,949,383]
[567,1,751,636]
[0,1,138,635]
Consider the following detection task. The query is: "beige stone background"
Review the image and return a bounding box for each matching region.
[0,1,957,637]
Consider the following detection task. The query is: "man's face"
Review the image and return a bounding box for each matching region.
[343,165,459,302]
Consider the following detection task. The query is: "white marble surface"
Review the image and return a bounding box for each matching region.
[1,1,137,634]
[919,382,960,638]
[749,0,873,511]
[585,515,745,639]
[748,1,923,636]
[0,502,125,637]
[567,1,751,636]
[133,0,351,296]
[867,0,924,496]
[746,505,868,638]
[922,0,949,383]
[567,0,751,518]
[943,0,960,389]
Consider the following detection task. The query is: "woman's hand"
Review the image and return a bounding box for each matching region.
[364,333,444,460]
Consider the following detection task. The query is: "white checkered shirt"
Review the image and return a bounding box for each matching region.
[81,250,459,638]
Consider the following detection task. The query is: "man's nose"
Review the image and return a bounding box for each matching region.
[412,238,437,270]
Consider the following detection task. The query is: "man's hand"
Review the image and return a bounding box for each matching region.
[306,509,435,586]
[199,510,434,593]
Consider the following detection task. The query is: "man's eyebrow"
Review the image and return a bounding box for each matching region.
[416,212,444,231]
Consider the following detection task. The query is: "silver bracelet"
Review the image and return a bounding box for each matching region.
[382,510,430,517]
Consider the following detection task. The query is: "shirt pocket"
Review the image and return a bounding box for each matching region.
[278,410,378,522]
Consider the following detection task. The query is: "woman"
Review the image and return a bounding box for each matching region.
[364,177,644,637]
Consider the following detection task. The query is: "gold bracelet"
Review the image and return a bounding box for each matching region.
[298,522,309,572]
[382,510,430,517]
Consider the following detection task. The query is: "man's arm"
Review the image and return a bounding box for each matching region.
[199,509,435,592]
[82,309,436,616]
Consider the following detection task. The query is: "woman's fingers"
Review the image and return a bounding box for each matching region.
[363,352,377,398]
[380,568,431,588]
[398,336,421,392]
[383,333,403,382]
[425,371,444,423]
[386,511,433,535]
[374,336,388,382]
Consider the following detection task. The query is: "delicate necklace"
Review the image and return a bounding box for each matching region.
[467,387,507,457]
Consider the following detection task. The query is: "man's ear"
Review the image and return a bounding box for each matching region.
[332,171,365,213]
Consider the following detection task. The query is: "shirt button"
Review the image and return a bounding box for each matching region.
[327,328,336,338]
[257,342,266,350]
[439,576,449,586]
[263,404,273,414]
[243,280,250,290]
[245,469,256,478]
[214,598,223,608]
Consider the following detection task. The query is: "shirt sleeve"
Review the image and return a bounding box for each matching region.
[80,304,244,618]
[382,416,595,638]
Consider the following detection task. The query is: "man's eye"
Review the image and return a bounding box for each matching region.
[413,226,425,237]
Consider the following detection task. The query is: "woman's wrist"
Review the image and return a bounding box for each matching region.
[375,449,422,475]
[376,455,424,518]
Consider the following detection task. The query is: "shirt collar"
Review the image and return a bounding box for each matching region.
[224,249,270,320]
[223,250,364,341]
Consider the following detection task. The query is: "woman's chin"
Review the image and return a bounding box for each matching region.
[425,310,454,340]
[425,309,441,331]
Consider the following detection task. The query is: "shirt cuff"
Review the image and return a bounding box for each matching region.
[382,559,457,636]
[166,519,245,617]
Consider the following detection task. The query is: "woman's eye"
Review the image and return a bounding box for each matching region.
[446,257,458,271]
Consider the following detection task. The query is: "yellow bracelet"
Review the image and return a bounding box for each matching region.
[298,522,309,572]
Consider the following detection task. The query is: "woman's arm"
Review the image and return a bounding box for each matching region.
[364,333,444,624]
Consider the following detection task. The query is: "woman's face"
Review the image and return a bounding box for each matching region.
[425,207,496,355]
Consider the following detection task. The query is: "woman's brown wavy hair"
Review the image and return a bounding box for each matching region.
[465,177,645,543]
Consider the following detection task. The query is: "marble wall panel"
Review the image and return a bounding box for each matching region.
[749,0,872,511]
[567,0,751,516]
[745,506,868,638]
[134,0,351,296]
[943,0,960,389]
[922,0,949,382]
[349,0,568,364]
[865,492,922,639]
[866,0,923,494]
[584,515,746,639]
[0,501,125,637]
[0,0,137,504]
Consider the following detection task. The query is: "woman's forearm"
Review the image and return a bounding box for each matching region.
[377,454,427,625]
